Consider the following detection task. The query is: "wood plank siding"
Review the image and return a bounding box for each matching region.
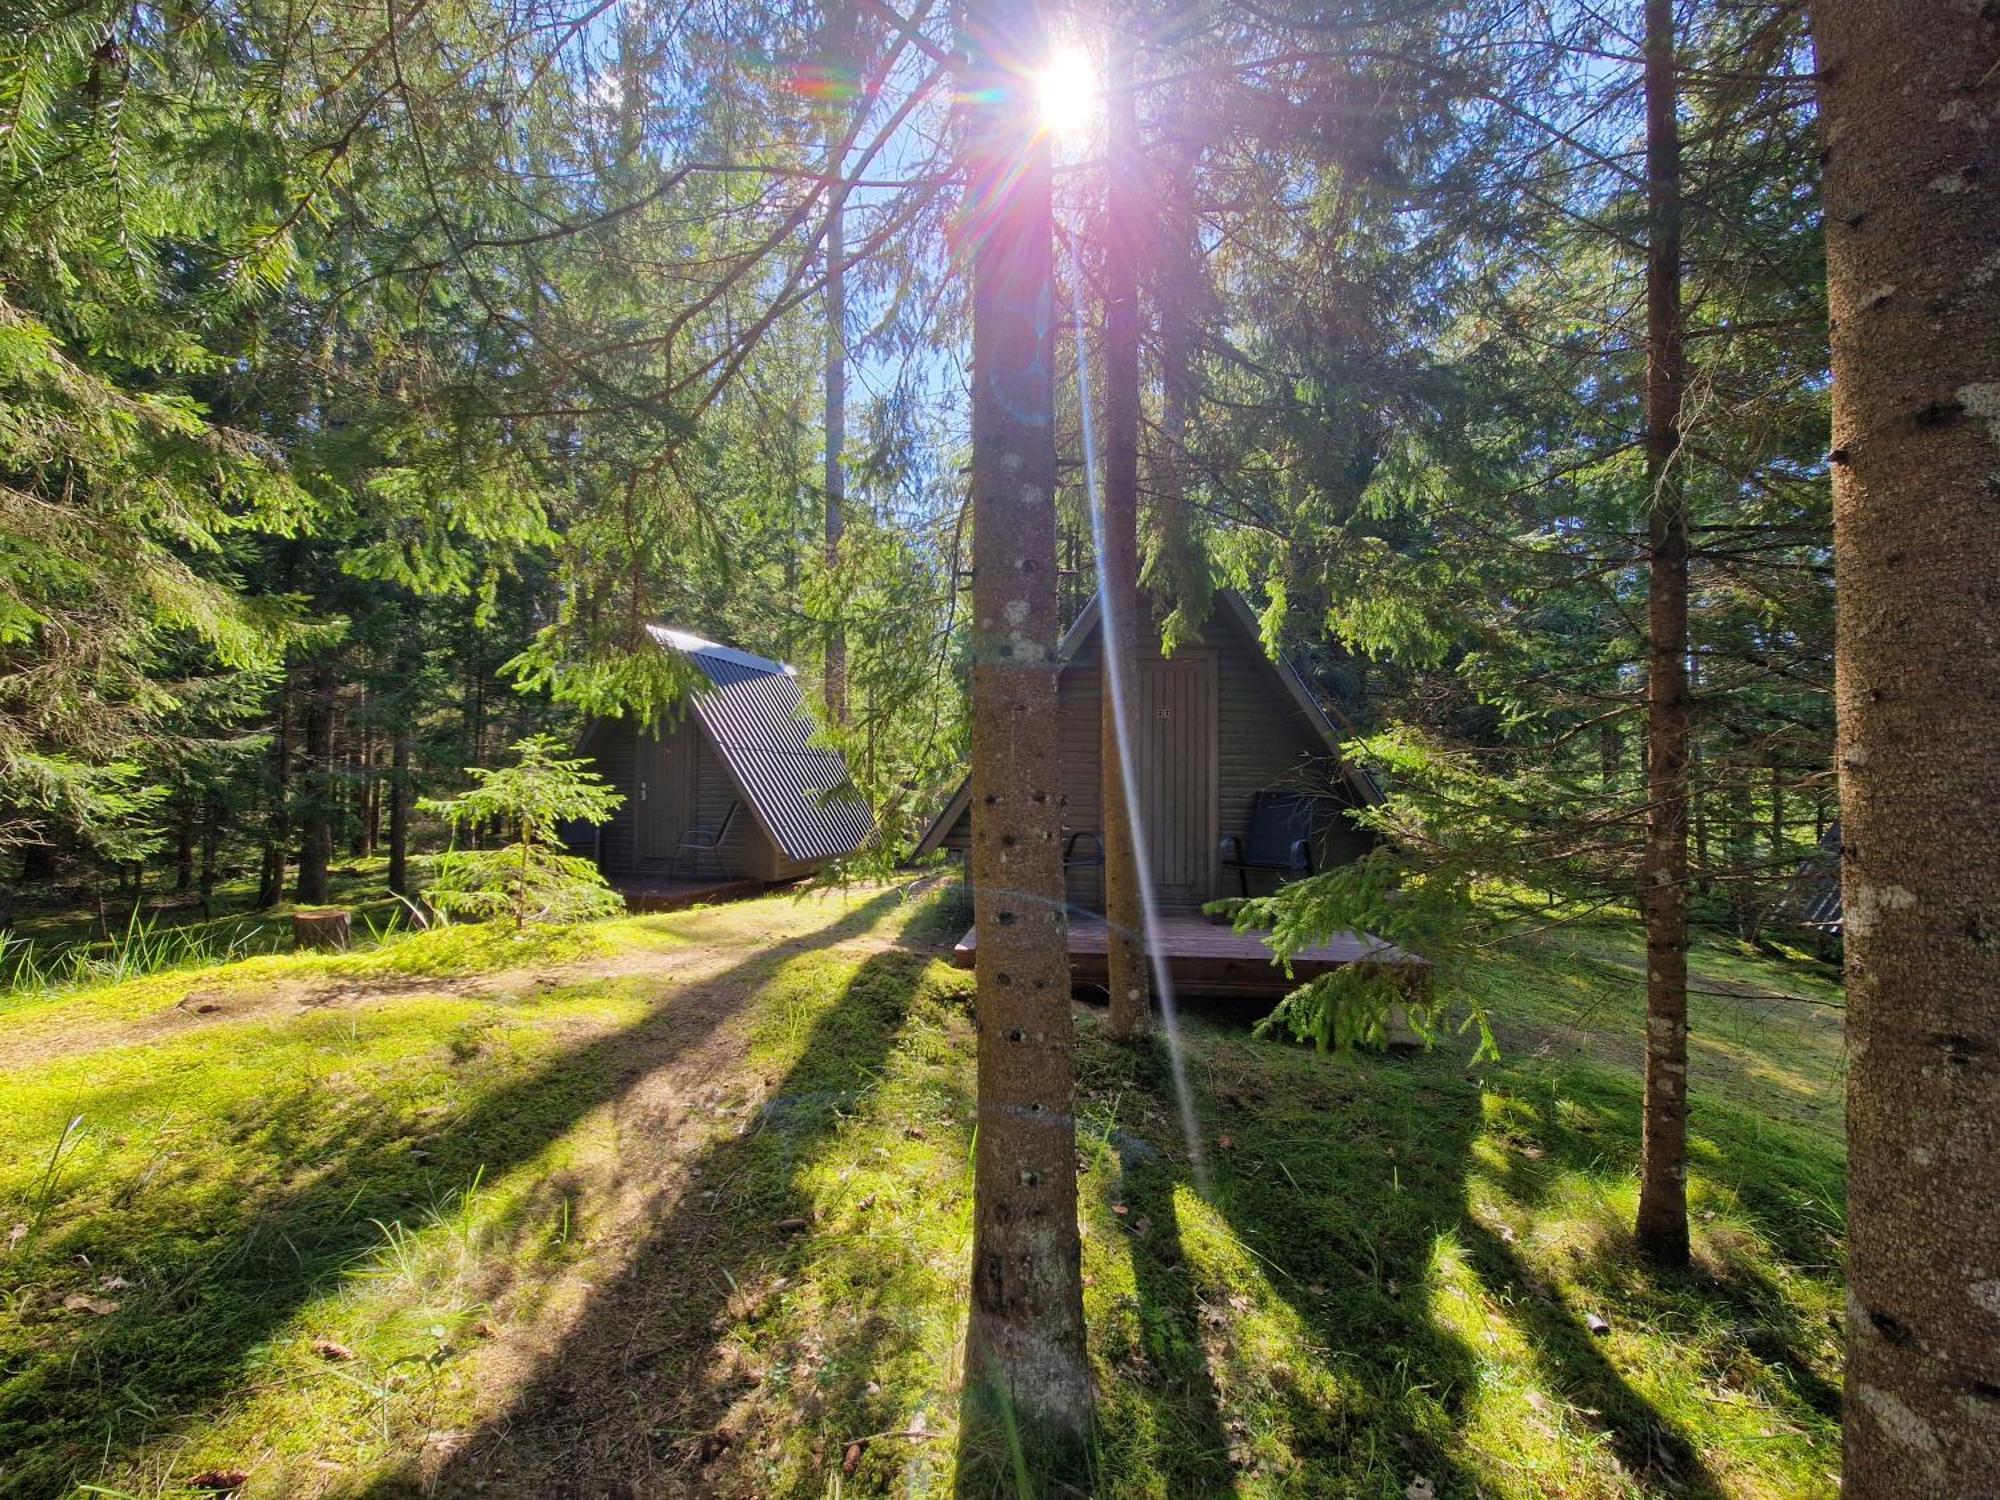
[580,716,784,881]
[931,596,1374,912]
[570,630,872,888]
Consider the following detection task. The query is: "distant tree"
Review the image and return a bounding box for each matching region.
[1810,0,2000,1491]
[821,1,853,727]
[420,736,624,929]
[957,0,1094,1470]
[1100,19,1150,1040]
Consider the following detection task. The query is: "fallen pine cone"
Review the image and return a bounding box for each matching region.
[188,1470,251,1494]
[312,1338,356,1362]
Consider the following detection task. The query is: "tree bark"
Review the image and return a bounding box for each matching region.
[198,793,220,916]
[174,803,194,892]
[256,667,291,909]
[1100,30,1149,1040]
[1811,2,2000,1491]
[294,659,337,905]
[356,712,376,858]
[958,0,1093,1459]
[293,907,351,951]
[1635,0,1691,1268]
[388,723,412,897]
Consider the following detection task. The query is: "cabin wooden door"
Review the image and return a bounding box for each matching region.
[1136,651,1217,907]
[636,721,697,863]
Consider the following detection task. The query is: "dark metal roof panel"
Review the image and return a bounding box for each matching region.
[647,627,874,863]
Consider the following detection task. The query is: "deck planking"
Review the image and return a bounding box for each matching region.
[951,911,1425,1000]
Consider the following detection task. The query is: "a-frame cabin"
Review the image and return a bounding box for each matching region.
[570,628,872,903]
[913,588,1381,914]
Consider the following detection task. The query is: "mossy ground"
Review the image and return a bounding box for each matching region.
[0,885,1843,1498]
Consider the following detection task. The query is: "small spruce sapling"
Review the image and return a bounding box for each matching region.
[420,736,625,928]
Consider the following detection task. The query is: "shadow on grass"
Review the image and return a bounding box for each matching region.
[1458,1220,1719,1491]
[1100,1134,1234,1494]
[1172,1041,1492,1497]
[1079,1010,1818,1498]
[0,890,906,1499]
[360,941,940,1496]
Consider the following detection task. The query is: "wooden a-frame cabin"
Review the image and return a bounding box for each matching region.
[567,628,873,908]
[914,590,1424,997]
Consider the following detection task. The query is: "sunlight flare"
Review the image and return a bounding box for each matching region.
[1035,46,1099,139]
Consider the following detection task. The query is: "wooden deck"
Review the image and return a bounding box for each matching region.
[612,874,767,913]
[951,912,1426,1000]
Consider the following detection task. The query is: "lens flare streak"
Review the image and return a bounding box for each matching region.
[1067,259,1211,1194]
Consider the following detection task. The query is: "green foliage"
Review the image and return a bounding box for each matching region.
[419,736,625,929]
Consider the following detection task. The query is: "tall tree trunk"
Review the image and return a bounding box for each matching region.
[1768,758,1783,878]
[823,11,850,727]
[198,793,221,916]
[958,0,1092,1460]
[174,802,194,893]
[295,659,337,905]
[366,733,382,857]
[256,668,292,909]
[1100,30,1149,1040]
[354,712,375,858]
[1811,2,2000,1490]
[1634,0,1692,1268]
[388,725,412,897]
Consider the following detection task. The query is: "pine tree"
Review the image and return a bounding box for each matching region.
[1811,0,2000,1489]
[1635,0,1692,1268]
[958,0,1093,1465]
[1100,20,1150,1040]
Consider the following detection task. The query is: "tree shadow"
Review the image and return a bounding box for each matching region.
[1456,1220,1720,1492]
[1471,1066,1845,1434]
[1115,1015,1746,1497]
[1178,1043,1492,1496]
[3,890,906,1498]
[361,941,941,1497]
[1102,1133,1235,1495]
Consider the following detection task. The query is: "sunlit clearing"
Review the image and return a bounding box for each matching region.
[1036,47,1098,139]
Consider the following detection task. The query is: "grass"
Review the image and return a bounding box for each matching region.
[0,884,1845,1498]
[0,859,428,1015]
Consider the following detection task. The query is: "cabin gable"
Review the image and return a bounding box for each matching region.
[921,590,1376,910]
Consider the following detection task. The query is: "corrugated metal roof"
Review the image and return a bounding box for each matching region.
[647,626,874,863]
[1783,821,1843,931]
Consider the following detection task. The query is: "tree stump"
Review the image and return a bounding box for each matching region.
[293,908,351,951]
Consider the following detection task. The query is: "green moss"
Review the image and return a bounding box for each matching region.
[0,885,1845,1499]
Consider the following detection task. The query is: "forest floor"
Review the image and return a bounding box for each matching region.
[0,882,1846,1499]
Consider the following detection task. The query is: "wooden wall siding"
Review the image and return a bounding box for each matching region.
[939,609,1372,909]
[1138,650,1218,905]
[585,716,780,881]
[592,721,640,874]
[692,728,787,880]
[635,716,698,862]
[1211,623,1371,895]
[1058,635,1104,909]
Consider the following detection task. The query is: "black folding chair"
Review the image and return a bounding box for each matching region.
[1219,791,1321,897]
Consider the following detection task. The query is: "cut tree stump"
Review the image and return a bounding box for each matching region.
[293,908,352,951]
